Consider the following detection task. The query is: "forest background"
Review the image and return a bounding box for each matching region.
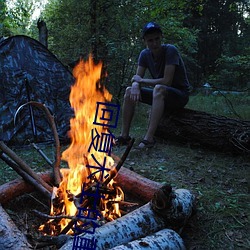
[1,0,250,102]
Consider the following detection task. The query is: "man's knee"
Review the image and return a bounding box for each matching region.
[153,84,166,98]
[124,87,132,99]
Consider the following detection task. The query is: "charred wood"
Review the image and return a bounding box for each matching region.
[30,235,71,249]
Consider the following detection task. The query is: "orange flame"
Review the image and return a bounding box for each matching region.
[50,55,122,233]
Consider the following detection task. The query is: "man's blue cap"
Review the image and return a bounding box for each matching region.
[142,22,162,38]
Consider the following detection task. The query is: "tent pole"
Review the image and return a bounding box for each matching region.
[25,78,38,142]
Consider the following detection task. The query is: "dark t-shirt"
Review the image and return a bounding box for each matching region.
[138,44,190,91]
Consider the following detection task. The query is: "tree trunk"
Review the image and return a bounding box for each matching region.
[0,204,32,249]
[37,19,48,47]
[155,108,250,154]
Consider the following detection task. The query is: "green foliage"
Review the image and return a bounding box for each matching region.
[2,0,250,96]
[0,0,12,36]
[5,0,35,35]
[187,94,250,120]
[186,0,250,88]
[41,0,198,102]
[208,55,250,89]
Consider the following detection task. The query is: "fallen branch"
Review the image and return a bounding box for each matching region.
[0,141,52,193]
[156,108,250,154]
[0,152,51,199]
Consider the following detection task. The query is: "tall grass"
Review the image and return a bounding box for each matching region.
[186,93,250,120]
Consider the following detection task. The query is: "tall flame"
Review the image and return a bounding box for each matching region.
[55,55,120,232]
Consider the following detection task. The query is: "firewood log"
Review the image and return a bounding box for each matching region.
[114,166,162,202]
[0,204,32,249]
[60,186,195,250]
[0,167,159,205]
[110,228,186,250]
[0,171,53,204]
[156,108,250,154]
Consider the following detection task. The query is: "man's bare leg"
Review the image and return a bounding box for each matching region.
[138,85,166,146]
[120,87,136,138]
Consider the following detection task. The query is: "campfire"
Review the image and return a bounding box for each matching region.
[39,55,126,236]
[0,55,196,250]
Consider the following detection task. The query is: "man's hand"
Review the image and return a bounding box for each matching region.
[130,82,141,102]
[131,74,142,83]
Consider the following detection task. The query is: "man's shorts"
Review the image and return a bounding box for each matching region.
[140,87,189,112]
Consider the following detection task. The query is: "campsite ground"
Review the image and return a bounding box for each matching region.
[0,94,249,249]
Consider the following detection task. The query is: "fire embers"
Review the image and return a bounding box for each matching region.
[39,179,124,236]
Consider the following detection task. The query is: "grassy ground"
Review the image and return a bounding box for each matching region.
[111,93,250,250]
[0,93,249,249]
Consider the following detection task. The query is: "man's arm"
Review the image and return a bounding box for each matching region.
[129,66,146,102]
[132,64,176,87]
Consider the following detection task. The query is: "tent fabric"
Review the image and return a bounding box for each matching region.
[0,35,74,144]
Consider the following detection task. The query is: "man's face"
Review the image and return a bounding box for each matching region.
[143,31,162,51]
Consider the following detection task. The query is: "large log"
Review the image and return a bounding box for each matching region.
[0,204,32,249]
[114,166,162,202]
[0,167,159,205]
[155,108,250,154]
[60,186,195,250]
[0,171,53,205]
[110,228,185,250]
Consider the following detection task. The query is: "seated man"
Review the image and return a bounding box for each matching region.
[117,22,191,148]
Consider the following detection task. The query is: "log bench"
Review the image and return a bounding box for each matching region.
[155,108,250,154]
